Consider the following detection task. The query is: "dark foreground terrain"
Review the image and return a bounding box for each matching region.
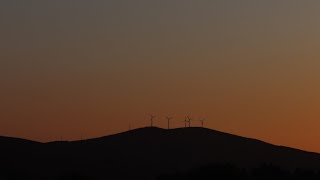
[1,127,320,180]
[158,163,320,180]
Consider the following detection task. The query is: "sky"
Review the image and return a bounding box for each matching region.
[1,0,320,152]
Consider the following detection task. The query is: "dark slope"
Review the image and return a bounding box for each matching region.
[0,136,42,179]
[0,136,40,147]
[1,127,320,180]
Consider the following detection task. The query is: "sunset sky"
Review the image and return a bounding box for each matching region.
[1,1,320,152]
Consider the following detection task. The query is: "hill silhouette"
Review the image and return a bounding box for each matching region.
[1,127,320,180]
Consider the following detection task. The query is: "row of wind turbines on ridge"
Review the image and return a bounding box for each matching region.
[148,114,206,129]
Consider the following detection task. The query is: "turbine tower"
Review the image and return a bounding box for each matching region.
[166,116,173,129]
[149,114,155,127]
[187,116,192,127]
[200,118,206,128]
[184,117,188,128]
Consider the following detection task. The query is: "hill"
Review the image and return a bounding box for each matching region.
[1,127,320,180]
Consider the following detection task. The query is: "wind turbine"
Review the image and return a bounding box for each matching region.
[166,116,173,129]
[149,114,155,127]
[187,116,192,127]
[199,118,206,128]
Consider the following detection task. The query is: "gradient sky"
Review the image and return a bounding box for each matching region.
[1,1,320,152]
